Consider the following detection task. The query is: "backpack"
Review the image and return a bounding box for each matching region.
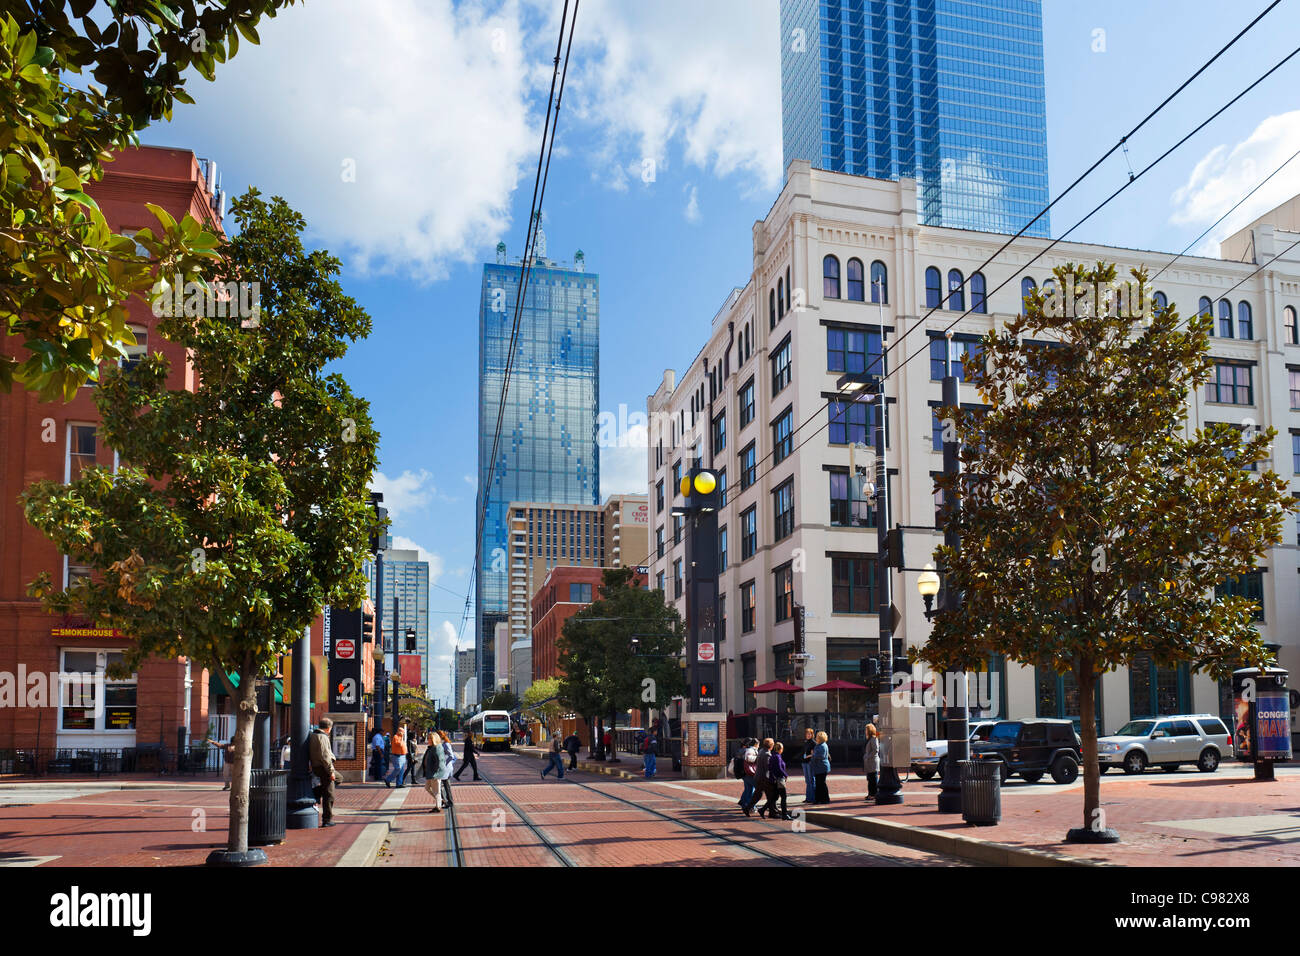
[731,754,745,779]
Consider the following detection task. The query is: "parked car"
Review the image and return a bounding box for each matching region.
[970,719,1083,784]
[1096,714,1232,774]
[912,721,999,780]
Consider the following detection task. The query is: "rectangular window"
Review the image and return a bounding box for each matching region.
[1294,434,1300,474]
[568,582,593,603]
[711,411,726,456]
[718,525,728,571]
[771,339,791,396]
[673,559,683,599]
[740,442,757,489]
[656,526,665,558]
[739,377,755,430]
[828,400,886,447]
[772,479,795,542]
[826,327,885,375]
[656,571,665,592]
[673,514,683,545]
[741,506,757,560]
[773,563,793,622]
[718,593,726,640]
[672,460,682,493]
[929,335,982,382]
[741,581,756,633]
[717,467,727,507]
[1216,571,1264,622]
[772,407,793,464]
[1205,362,1253,405]
[1290,370,1300,409]
[831,556,875,614]
[829,470,872,528]
[67,424,97,483]
[656,480,664,513]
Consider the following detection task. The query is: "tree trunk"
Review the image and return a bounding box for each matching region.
[225,665,259,854]
[1077,659,1100,834]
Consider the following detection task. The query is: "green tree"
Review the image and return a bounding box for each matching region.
[557,567,687,741]
[1,2,298,397]
[22,189,379,860]
[521,676,563,723]
[921,263,1292,842]
[481,689,519,712]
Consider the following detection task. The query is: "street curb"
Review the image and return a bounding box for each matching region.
[801,809,1107,867]
[516,747,657,781]
[0,780,217,791]
[337,786,408,867]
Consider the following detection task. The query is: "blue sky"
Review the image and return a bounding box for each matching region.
[140,0,1300,705]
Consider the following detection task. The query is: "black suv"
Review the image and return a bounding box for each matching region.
[970,719,1083,785]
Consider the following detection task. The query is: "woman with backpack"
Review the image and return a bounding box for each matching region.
[863,723,881,799]
[811,731,831,804]
[423,731,445,813]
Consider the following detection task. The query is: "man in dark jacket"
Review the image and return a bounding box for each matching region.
[453,730,480,781]
[563,732,581,770]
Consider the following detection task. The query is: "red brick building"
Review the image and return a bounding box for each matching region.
[0,146,225,756]
[531,566,648,682]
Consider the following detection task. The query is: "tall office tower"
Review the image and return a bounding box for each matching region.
[455,648,475,713]
[364,544,430,686]
[475,228,599,700]
[781,0,1051,236]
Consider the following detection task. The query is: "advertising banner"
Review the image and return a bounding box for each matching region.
[1256,691,1292,760]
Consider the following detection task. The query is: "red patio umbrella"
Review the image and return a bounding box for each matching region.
[748,706,777,715]
[807,678,868,713]
[748,680,803,694]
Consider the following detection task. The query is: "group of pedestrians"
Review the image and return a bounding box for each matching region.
[736,724,882,812]
[419,730,458,813]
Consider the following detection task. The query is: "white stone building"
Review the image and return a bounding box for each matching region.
[646,160,1300,738]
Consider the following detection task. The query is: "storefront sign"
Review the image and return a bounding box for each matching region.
[1256,691,1292,760]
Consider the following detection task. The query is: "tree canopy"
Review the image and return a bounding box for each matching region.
[921,262,1293,839]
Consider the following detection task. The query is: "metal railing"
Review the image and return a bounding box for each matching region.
[0,746,225,777]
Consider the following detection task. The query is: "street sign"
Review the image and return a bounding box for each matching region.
[336,638,355,660]
[698,642,715,662]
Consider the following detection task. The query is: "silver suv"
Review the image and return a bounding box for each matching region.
[1097,714,1232,774]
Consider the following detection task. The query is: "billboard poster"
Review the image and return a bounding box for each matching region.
[332,724,356,760]
[398,654,423,688]
[697,721,719,757]
[1256,691,1292,760]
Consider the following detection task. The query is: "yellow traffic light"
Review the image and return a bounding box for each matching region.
[692,471,717,495]
[679,476,692,497]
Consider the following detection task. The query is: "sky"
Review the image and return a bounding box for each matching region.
[139,0,1300,706]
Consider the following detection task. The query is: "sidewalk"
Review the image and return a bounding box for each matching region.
[514,744,684,781]
[0,778,404,867]
[654,765,1300,866]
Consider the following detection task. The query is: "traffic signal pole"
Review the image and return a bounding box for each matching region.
[678,464,725,779]
[875,386,903,805]
[936,365,968,813]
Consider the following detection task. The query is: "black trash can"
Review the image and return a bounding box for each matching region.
[249,768,288,846]
[960,759,1001,826]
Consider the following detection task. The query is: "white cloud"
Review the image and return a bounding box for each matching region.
[1169,111,1300,254]
[390,536,445,584]
[683,183,701,223]
[370,470,435,521]
[600,441,649,499]
[176,0,539,280]
[560,0,782,196]
[437,620,460,652]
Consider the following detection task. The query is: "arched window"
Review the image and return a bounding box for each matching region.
[947,269,965,312]
[1153,291,1168,311]
[846,258,865,301]
[1218,298,1233,338]
[970,272,987,313]
[925,266,942,309]
[823,255,841,299]
[777,278,785,320]
[1237,301,1253,340]
[770,289,777,330]
[121,324,148,372]
[870,260,888,304]
[1198,296,1212,318]
[1286,306,1298,345]
[1021,277,1037,311]
[1042,278,1057,298]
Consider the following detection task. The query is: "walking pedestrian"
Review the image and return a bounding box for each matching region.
[863,723,881,799]
[308,717,339,827]
[384,724,407,788]
[422,731,445,813]
[737,738,758,811]
[563,731,581,770]
[540,734,566,779]
[369,725,386,782]
[642,725,658,779]
[439,732,457,807]
[767,741,792,819]
[405,726,421,786]
[801,727,816,805]
[745,738,772,816]
[811,731,831,804]
[453,729,480,781]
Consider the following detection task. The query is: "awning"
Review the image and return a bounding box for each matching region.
[218,673,284,703]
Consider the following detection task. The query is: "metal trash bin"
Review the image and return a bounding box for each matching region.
[249,768,288,845]
[960,759,1001,826]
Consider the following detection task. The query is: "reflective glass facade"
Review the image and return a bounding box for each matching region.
[781,0,1050,236]
[476,257,599,696]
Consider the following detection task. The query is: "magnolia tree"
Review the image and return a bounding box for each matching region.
[1,2,299,398]
[921,263,1292,843]
[23,190,379,862]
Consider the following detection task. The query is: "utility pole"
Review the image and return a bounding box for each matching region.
[937,333,968,812]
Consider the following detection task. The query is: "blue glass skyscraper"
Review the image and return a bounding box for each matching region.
[781,0,1050,237]
[476,235,599,698]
